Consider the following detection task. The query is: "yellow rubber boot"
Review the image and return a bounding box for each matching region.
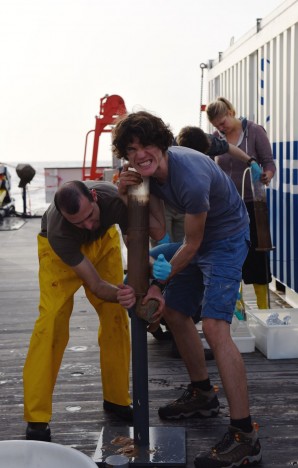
[253,283,268,309]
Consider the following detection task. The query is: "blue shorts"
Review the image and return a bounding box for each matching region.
[158,228,250,324]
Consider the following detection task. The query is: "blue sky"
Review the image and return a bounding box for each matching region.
[0,0,284,164]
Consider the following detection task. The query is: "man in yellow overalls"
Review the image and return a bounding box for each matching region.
[23,180,165,441]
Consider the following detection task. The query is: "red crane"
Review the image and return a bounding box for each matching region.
[82,94,127,181]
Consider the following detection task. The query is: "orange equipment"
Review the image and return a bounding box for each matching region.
[82,94,127,181]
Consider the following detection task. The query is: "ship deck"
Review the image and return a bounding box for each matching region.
[1,217,298,467]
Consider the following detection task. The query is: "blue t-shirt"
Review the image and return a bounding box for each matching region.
[150,146,248,245]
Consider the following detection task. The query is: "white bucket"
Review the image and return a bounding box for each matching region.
[0,440,98,468]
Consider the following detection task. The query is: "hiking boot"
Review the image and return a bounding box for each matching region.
[194,425,262,467]
[26,422,51,441]
[158,384,220,420]
[103,400,133,422]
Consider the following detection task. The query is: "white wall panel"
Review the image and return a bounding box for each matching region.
[207,1,298,294]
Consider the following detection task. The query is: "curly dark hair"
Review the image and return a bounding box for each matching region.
[112,111,174,160]
[176,126,210,154]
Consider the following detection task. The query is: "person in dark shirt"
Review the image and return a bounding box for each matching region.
[176,125,258,162]
[23,180,165,442]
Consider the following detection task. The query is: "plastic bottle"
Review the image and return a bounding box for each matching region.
[251,178,266,202]
[234,291,246,321]
[250,177,273,250]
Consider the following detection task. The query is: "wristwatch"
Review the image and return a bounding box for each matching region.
[150,279,165,291]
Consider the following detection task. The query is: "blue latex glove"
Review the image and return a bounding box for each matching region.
[250,161,262,183]
[157,232,171,245]
[153,254,172,280]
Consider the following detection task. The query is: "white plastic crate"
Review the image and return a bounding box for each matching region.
[246,308,298,359]
[197,319,255,353]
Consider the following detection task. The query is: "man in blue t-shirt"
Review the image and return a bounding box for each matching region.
[112,111,262,468]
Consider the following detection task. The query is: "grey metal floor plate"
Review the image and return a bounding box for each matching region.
[93,426,186,467]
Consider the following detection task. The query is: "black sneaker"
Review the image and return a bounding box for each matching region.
[158,384,220,420]
[26,422,51,441]
[194,425,262,467]
[103,400,133,422]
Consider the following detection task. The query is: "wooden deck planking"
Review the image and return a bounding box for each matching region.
[1,218,298,467]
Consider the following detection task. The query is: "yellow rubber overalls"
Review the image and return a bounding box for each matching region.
[23,225,131,423]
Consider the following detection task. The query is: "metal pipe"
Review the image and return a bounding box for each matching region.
[127,175,150,446]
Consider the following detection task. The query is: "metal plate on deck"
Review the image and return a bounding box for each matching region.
[0,217,26,231]
[93,426,186,467]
